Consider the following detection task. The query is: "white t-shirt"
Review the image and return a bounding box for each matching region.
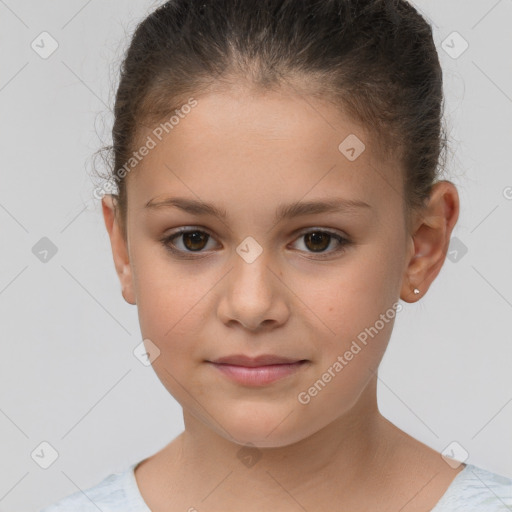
[39,462,512,511]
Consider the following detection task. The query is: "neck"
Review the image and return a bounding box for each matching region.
[172,374,393,495]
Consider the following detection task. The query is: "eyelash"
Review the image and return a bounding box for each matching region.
[160,226,352,260]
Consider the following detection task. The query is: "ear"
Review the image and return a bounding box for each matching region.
[102,194,136,305]
[400,180,460,303]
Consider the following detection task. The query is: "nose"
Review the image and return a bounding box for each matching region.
[216,250,290,332]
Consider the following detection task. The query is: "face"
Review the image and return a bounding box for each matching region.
[107,86,414,448]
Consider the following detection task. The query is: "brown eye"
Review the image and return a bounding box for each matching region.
[181,231,209,251]
[291,229,351,258]
[162,228,216,256]
[161,227,351,260]
[303,232,331,252]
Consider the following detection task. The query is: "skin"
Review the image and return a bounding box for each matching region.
[102,84,461,511]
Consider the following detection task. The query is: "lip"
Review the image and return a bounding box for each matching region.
[210,354,304,367]
[206,355,309,386]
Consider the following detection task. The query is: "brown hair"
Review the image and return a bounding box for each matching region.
[94,0,448,239]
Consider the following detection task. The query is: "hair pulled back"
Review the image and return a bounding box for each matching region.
[97,0,447,238]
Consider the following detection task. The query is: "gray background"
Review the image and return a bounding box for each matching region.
[0,1,511,510]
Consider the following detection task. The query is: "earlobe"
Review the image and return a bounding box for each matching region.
[400,181,460,303]
[101,195,136,305]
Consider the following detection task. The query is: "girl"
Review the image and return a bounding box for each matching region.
[41,0,512,510]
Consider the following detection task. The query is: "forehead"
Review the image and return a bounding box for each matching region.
[128,87,403,216]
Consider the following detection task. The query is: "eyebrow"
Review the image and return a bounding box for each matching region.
[144,196,372,223]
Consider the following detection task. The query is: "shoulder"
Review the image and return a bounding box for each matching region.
[433,463,512,511]
[38,463,148,512]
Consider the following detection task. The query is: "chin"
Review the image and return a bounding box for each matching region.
[211,405,318,449]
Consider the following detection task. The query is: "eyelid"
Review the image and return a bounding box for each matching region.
[160,225,352,259]
[163,225,349,243]
[292,225,349,238]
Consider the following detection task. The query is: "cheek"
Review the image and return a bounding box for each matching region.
[306,261,397,333]
[131,247,240,389]
[131,246,202,349]
[302,246,403,371]
[133,256,210,403]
